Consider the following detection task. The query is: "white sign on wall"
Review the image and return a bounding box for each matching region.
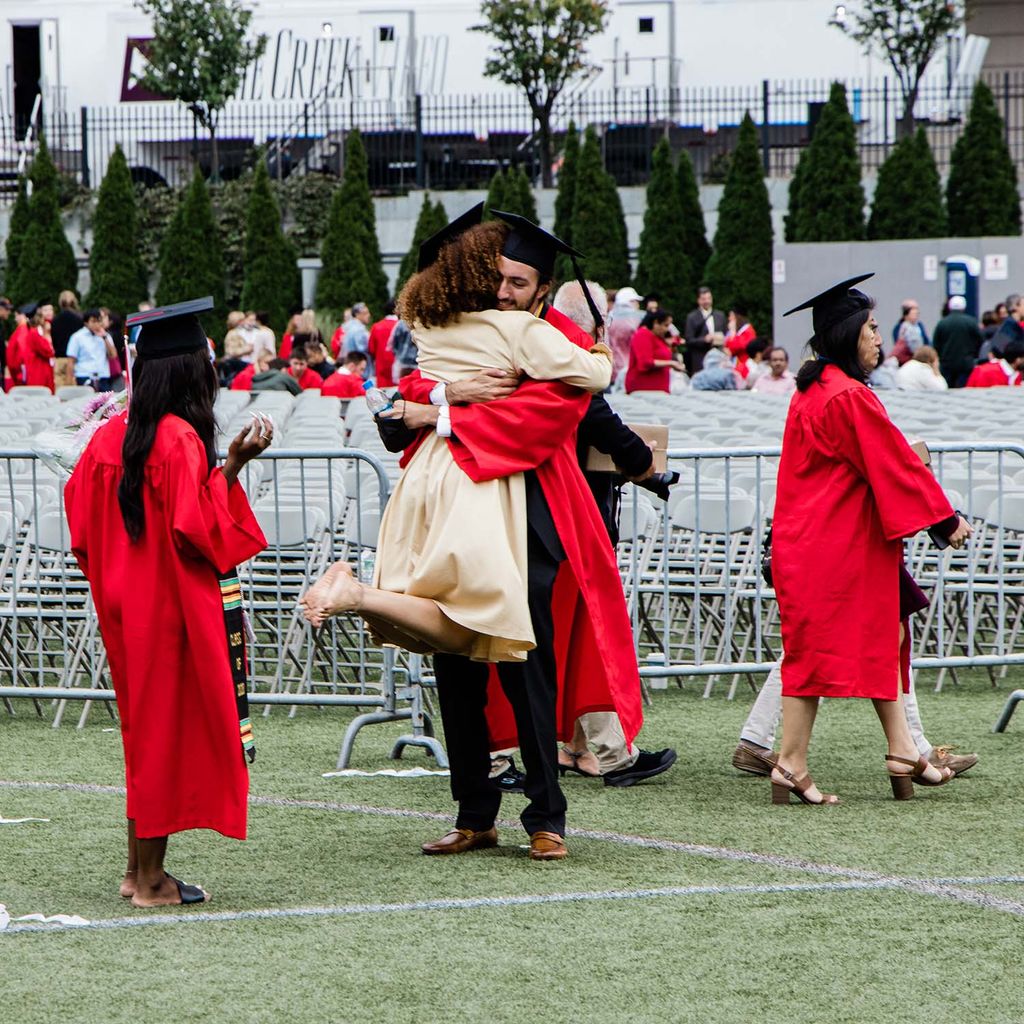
[985,254,1009,281]
[923,255,938,281]
[772,259,786,284]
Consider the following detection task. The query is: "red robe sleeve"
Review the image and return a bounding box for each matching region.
[827,388,954,541]
[64,451,93,579]
[630,328,657,373]
[28,329,55,360]
[398,369,435,404]
[168,435,267,573]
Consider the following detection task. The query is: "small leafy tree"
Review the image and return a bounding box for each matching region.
[483,167,511,221]
[571,125,630,287]
[868,128,946,239]
[676,148,711,297]
[4,176,30,298]
[86,145,149,313]
[834,1,967,138]
[634,137,690,314]
[316,130,388,316]
[396,194,449,294]
[12,138,78,304]
[281,172,339,257]
[507,165,539,222]
[240,159,300,332]
[784,147,809,243]
[135,0,267,180]
[473,0,610,188]
[704,114,774,338]
[155,165,225,337]
[792,82,866,242]
[947,81,1021,237]
[552,122,580,283]
[211,175,251,307]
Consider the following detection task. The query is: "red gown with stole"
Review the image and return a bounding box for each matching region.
[399,304,643,748]
[773,366,953,700]
[64,413,267,839]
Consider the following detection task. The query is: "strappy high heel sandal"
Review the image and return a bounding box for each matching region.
[885,754,955,800]
[770,766,840,806]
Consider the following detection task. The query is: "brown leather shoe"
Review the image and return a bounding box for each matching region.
[421,827,498,856]
[732,741,779,777]
[929,746,979,777]
[529,830,568,861]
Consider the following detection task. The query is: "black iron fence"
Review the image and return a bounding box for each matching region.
[7,71,1024,198]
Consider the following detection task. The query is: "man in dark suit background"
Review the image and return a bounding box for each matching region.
[683,286,726,375]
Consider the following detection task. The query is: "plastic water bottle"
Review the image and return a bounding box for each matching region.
[358,547,376,582]
[364,385,393,416]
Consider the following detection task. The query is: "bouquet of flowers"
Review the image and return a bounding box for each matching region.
[32,392,127,480]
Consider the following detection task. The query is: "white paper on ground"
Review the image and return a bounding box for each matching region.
[0,904,90,931]
[0,814,50,824]
[321,767,451,778]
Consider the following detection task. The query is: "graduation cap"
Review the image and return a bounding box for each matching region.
[17,302,38,317]
[491,210,605,333]
[782,273,875,335]
[126,296,212,359]
[417,202,485,272]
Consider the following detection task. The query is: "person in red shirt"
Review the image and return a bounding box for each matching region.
[726,306,757,381]
[5,304,33,388]
[64,297,271,907]
[24,303,56,391]
[965,340,1024,386]
[287,346,324,390]
[625,308,683,393]
[321,351,369,398]
[367,301,398,386]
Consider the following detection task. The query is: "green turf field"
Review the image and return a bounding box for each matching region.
[3,673,1024,1024]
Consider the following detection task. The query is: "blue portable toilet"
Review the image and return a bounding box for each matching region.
[944,255,980,319]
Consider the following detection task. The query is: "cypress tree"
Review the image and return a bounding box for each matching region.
[86,145,149,313]
[5,176,30,299]
[396,194,448,294]
[155,165,225,337]
[12,138,78,304]
[634,137,690,314]
[483,167,510,221]
[240,159,300,333]
[553,123,580,282]
[947,81,1021,237]
[316,129,388,315]
[676,148,711,298]
[572,126,631,287]
[793,82,866,242]
[704,113,774,338]
[868,128,946,240]
[783,147,809,244]
[506,165,538,222]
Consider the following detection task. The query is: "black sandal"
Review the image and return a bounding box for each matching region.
[167,874,209,905]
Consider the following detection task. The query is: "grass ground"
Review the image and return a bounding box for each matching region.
[3,671,1024,1024]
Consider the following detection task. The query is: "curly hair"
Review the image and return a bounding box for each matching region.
[397,221,508,328]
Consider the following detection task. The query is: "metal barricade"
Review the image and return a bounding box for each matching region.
[618,442,1024,698]
[0,445,446,768]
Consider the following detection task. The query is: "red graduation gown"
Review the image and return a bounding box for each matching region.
[773,366,953,700]
[24,326,55,391]
[965,360,1021,387]
[6,323,28,385]
[399,305,643,749]
[64,413,267,839]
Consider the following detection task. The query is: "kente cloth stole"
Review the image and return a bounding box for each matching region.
[220,570,255,763]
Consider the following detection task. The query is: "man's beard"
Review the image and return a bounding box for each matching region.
[498,287,543,313]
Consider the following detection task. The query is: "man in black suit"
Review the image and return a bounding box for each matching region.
[683,286,726,375]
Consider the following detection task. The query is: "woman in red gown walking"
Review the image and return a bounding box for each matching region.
[771,275,972,805]
[65,298,272,906]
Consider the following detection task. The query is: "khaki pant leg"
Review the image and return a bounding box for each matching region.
[579,712,638,774]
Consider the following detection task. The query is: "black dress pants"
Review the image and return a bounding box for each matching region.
[432,491,568,836]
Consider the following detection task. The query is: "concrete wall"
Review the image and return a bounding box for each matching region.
[772,238,1024,361]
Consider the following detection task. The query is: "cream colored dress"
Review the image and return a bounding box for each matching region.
[374,309,611,662]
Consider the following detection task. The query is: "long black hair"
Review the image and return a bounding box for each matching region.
[118,349,218,541]
[795,303,875,392]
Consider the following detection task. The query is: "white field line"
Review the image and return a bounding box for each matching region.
[3,780,1024,923]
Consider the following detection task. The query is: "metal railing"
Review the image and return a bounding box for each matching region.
[10,70,1024,197]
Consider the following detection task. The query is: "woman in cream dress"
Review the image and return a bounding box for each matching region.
[301,222,610,661]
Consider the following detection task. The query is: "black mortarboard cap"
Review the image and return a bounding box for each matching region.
[417,202,485,272]
[18,302,38,317]
[492,210,582,279]
[783,273,875,335]
[126,296,212,358]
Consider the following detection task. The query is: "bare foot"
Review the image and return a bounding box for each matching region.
[559,748,600,776]
[771,764,839,805]
[130,873,209,908]
[300,561,362,626]
[119,870,137,899]
[886,754,952,785]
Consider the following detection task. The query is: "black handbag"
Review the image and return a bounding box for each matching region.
[760,524,773,587]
